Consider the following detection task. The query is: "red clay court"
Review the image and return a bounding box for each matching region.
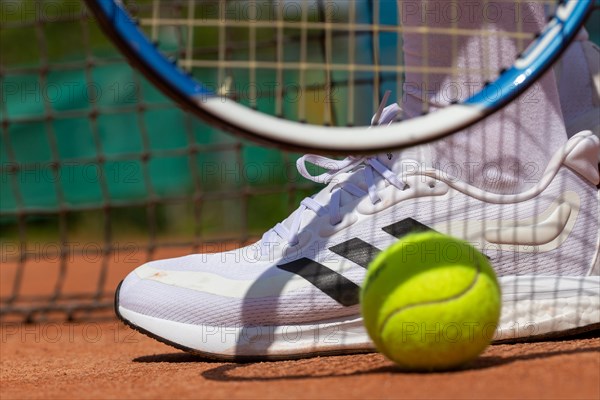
[1,322,599,399]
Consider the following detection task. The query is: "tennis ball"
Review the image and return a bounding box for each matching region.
[361,232,501,371]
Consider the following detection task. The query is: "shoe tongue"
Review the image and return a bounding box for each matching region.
[279,100,435,233]
[372,102,433,174]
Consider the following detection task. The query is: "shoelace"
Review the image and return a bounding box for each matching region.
[261,95,407,254]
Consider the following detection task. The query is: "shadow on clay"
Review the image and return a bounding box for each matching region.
[132,334,599,382]
[199,344,600,382]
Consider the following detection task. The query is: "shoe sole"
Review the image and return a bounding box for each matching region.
[115,275,600,361]
[114,280,374,362]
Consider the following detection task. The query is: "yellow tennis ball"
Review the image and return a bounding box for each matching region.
[361,232,501,371]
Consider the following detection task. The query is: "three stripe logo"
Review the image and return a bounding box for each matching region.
[277,218,433,306]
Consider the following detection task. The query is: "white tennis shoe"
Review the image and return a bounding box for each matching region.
[116,130,600,360]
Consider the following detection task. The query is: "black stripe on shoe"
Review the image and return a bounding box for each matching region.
[278,218,436,307]
[329,238,381,268]
[277,258,360,306]
[382,218,433,239]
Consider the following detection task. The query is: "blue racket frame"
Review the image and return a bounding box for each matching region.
[86,0,595,153]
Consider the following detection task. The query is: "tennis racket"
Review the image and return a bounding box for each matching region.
[85,0,594,153]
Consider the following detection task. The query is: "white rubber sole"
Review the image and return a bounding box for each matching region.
[118,275,600,360]
[496,275,600,340]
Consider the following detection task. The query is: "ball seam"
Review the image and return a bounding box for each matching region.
[378,257,482,355]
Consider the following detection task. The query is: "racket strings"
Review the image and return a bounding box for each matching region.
[130,0,552,126]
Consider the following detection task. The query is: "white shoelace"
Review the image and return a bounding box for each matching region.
[261,96,407,254]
